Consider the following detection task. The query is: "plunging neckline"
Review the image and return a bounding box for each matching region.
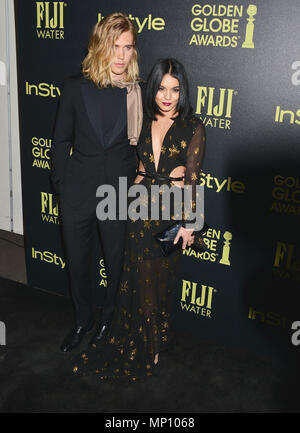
[150,117,176,173]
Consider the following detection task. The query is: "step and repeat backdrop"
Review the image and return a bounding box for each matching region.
[14,0,300,363]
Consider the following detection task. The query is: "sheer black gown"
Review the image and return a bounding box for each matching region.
[72,114,206,382]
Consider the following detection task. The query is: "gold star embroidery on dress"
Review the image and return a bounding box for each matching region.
[144,220,152,229]
[149,154,155,163]
[120,280,128,293]
[129,348,137,360]
[162,260,169,269]
[168,144,180,158]
[145,137,151,144]
[181,140,187,148]
[161,145,166,154]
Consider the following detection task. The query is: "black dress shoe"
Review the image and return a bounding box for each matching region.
[60,320,94,353]
[89,323,109,348]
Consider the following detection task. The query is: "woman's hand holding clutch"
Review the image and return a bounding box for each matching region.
[173,227,195,249]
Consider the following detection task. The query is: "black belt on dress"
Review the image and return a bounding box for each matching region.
[137,171,184,182]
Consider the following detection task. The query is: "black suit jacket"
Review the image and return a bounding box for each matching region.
[51,75,141,207]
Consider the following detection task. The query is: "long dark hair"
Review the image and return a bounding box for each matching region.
[145,58,192,120]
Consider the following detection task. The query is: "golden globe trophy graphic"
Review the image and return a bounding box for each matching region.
[242,5,257,49]
[219,231,232,266]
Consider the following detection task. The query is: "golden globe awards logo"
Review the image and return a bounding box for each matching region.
[183,227,232,266]
[180,280,216,318]
[36,1,66,39]
[41,192,60,224]
[32,137,51,170]
[97,12,165,33]
[195,86,237,129]
[270,175,300,216]
[99,259,107,288]
[189,3,257,48]
[273,241,300,282]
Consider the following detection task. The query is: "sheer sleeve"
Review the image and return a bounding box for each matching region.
[182,120,206,230]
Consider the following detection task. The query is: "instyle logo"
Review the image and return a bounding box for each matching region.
[248,306,290,330]
[32,137,51,170]
[274,105,300,126]
[41,192,60,224]
[180,279,216,318]
[199,170,245,194]
[183,227,232,266]
[195,86,237,129]
[98,12,165,33]
[270,175,300,216]
[189,3,257,48]
[36,1,66,39]
[25,81,61,98]
[31,247,66,269]
[273,241,300,282]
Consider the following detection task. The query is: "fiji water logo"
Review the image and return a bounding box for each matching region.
[36,1,67,39]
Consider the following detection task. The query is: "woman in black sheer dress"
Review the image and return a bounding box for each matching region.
[72,58,206,381]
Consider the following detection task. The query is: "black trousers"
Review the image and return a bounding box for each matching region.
[59,195,127,327]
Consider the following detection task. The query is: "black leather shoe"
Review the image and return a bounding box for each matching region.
[89,323,109,348]
[60,320,94,353]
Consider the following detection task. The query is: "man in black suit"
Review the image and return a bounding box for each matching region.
[51,13,143,352]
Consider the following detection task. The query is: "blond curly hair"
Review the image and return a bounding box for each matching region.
[82,12,139,87]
